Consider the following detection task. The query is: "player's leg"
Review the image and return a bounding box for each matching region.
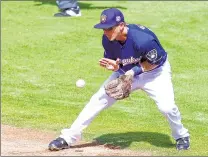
[141,59,190,150]
[48,72,120,150]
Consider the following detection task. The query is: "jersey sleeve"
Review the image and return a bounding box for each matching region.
[140,39,166,65]
[130,35,167,76]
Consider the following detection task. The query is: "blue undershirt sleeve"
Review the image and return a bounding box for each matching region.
[132,65,144,76]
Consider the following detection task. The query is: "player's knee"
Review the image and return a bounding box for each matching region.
[158,105,176,115]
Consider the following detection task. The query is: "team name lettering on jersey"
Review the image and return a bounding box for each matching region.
[121,56,142,66]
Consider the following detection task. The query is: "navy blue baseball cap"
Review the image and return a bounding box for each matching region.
[94,8,125,29]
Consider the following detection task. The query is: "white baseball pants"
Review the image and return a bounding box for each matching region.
[60,59,190,145]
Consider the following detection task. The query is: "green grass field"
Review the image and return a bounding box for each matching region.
[1,1,208,156]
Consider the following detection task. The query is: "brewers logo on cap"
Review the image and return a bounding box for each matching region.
[100,14,107,23]
[116,16,121,22]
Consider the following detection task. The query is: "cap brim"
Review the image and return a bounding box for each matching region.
[94,23,116,29]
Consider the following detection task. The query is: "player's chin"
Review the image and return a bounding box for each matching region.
[105,34,115,41]
[105,35,112,41]
[109,36,117,41]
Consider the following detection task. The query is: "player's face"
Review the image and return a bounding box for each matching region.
[103,25,120,41]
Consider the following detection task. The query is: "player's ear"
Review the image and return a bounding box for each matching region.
[119,22,125,32]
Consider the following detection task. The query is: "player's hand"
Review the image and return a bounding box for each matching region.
[99,58,120,71]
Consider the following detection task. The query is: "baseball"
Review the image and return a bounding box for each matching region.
[76,79,86,88]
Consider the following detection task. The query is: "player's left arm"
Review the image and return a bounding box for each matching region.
[125,39,167,76]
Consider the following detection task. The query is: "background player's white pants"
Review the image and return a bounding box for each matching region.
[60,59,190,145]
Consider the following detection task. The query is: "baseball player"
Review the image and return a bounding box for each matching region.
[48,8,190,151]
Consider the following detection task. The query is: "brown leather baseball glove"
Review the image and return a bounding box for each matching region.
[104,75,133,100]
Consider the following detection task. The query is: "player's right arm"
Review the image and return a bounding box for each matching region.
[99,35,120,71]
[99,58,120,71]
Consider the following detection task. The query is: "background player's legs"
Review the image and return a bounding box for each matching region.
[56,0,78,10]
[141,60,189,140]
[55,0,81,17]
[59,72,121,145]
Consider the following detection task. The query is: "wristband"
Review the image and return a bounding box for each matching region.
[132,65,144,76]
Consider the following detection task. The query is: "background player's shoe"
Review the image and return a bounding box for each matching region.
[176,136,190,150]
[48,137,69,151]
[54,6,81,17]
